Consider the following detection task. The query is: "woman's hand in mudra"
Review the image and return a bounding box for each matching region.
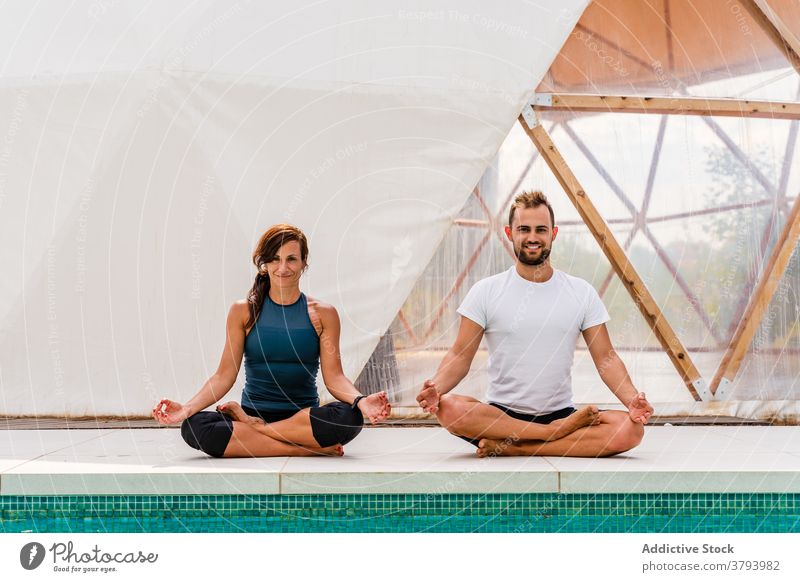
[152,399,190,425]
[357,391,391,424]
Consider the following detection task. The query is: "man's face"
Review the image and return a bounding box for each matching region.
[504,205,558,266]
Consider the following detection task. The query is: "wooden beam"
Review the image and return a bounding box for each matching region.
[518,112,705,400]
[741,0,800,75]
[534,94,800,120]
[710,192,800,395]
[453,218,489,228]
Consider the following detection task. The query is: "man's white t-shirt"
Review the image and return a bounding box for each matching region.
[457,267,610,415]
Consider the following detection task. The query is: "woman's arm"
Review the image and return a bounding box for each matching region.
[153,301,249,424]
[314,300,390,423]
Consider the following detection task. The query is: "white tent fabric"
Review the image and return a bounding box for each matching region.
[0,0,588,416]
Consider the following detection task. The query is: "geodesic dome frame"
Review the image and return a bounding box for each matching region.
[380,0,800,419]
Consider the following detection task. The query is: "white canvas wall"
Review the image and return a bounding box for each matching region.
[0,0,588,415]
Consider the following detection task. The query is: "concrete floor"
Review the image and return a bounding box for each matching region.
[1,426,800,496]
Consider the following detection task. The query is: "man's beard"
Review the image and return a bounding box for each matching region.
[515,243,551,266]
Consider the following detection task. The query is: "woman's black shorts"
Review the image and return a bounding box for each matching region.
[180,402,364,458]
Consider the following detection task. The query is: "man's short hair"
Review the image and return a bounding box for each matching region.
[508,190,555,229]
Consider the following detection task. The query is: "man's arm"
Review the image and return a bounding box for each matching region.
[416,316,484,413]
[582,323,653,424]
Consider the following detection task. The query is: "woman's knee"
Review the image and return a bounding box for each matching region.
[336,420,363,445]
[180,416,202,449]
[180,412,232,458]
[333,403,363,445]
[310,402,364,446]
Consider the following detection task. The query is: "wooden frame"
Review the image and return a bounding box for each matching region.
[710,193,800,396]
[533,94,800,120]
[518,111,705,400]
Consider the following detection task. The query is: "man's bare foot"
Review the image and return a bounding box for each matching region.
[477,438,514,458]
[217,401,264,425]
[547,405,600,441]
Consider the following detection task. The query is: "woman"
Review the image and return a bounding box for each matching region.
[153,224,391,457]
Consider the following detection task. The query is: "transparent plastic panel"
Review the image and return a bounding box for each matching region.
[371,71,800,411]
[386,195,699,406]
[539,110,797,394]
[644,217,749,358]
[727,211,800,402]
[538,0,794,97]
[386,215,695,406]
[666,0,792,96]
[551,225,693,403]
[541,114,658,221]
[695,67,798,102]
[497,123,585,224]
[390,235,514,405]
[398,219,514,351]
[768,0,800,48]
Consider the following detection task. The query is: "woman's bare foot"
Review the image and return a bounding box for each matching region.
[217,401,264,425]
[303,444,344,457]
[547,405,600,441]
[255,443,343,458]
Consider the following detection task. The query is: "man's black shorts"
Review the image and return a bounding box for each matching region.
[457,403,577,447]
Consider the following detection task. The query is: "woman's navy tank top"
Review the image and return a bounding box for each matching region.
[241,293,320,411]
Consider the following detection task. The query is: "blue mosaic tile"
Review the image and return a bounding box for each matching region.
[0,494,798,533]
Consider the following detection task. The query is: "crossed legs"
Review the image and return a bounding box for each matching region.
[181,403,349,458]
[217,402,321,447]
[435,394,643,457]
[222,419,343,458]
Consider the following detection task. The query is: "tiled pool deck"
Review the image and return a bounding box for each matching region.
[2,426,800,532]
[2,426,799,495]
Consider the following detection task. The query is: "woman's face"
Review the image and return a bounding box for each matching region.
[265,240,305,289]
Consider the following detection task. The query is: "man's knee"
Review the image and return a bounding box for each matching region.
[435,395,470,432]
[606,417,644,454]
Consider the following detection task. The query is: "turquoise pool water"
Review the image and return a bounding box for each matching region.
[2,493,798,533]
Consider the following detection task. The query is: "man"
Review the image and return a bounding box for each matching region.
[416,190,652,457]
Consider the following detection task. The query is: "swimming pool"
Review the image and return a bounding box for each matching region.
[2,493,798,533]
